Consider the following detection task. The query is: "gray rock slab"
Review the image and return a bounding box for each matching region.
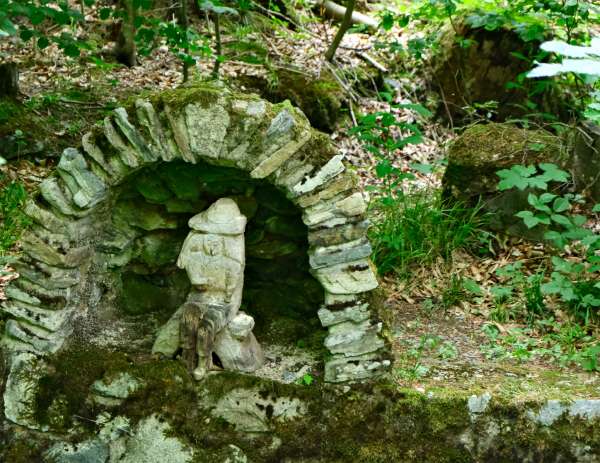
[57,148,107,209]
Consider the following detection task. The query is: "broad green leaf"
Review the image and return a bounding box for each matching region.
[490,285,513,299]
[37,36,49,48]
[396,103,433,118]
[582,235,600,247]
[552,197,571,212]
[528,193,552,213]
[540,38,600,59]
[498,168,529,191]
[527,176,548,190]
[581,294,600,307]
[539,193,557,203]
[20,28,34,41]
[593,204,600,212]
[513,164,537,177]
[516,210,539,228]
[375,160,393,178]
[571,215,587,227]
[380,12,394,31]
[550,214,572,227]
[552,256,572,273]
[544,230,566,248]
[535,215,551,225]
[528,59,600,78]
[0,17,17,36]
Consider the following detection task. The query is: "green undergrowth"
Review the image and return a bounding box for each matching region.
[369,190,489,277]
[0,175,31,255]
[0,88,117,161]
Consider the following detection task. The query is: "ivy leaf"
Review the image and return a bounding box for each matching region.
[62,42,80,57]
[20,28,35,41]
[516,210,540,228]
[550,214,572,227]
[497,165,534,190]
[571,215,587,227]
[528,193,552,213]
[544,230,566,248]
[527,176,548,190]
[551,256,572,273]
[539,193,557,203]
[593,204,600,212]
[539,163,570,183]
[552,197,571,212]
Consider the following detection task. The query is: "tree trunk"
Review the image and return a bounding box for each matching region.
[181,0,190,82]
[114,0,137,67]
[324,0,356,62]
[0,63,19,98]
[211,14,222,79]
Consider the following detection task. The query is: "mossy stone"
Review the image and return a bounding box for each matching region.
[137,231,185,268]
[119,270,190,316]
[236,68,345,132]
[160,161,256,200]
[113,199,180,232]
[135,172,173,204]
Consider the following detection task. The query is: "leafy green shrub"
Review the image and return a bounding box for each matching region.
[0,177,30,254]
[496,163,600,323]
[350,102,488,277]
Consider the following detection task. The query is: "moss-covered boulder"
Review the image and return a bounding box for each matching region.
[3,344,600,462]
[431,20,571,123]
[442,122,567,236]
[235,68,346,133]
[569,120,600,203]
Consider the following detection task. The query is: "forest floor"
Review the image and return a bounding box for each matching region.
[1,2,598,394]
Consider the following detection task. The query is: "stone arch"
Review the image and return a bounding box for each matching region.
[1,84,388,385]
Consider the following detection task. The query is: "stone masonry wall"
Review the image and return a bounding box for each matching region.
[0,84,389,423]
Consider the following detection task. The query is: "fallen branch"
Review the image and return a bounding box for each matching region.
[320,0,378,29]
[357,51,387,73]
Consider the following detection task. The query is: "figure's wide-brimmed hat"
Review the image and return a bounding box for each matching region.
[188,198,247,235]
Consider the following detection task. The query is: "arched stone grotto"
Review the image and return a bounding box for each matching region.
[1,84,389,428]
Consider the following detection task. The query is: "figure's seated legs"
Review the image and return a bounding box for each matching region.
[214,312,264,373]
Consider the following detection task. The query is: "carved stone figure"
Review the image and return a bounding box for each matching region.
[153,198,263,379]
